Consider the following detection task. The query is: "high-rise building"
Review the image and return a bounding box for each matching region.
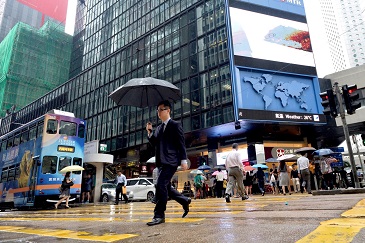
[0,0,69,42]
[0,21,73,117]
[304,0,365,75]
[1,0,335,173]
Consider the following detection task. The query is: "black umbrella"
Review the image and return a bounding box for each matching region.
[294,147,316,153]
[109,77,181,108]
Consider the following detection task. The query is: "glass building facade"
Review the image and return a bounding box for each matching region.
[1,0,332,172]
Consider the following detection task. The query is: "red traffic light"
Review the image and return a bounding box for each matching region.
[342,84,361,115]
[320,89,338,117]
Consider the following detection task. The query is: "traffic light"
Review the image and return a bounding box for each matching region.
[361,134,365,146]
[320,89,338,117]
[342,84,361,115]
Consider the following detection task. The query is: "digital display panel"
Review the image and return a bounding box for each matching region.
[235,67,326,124]
[57,145,75,153]
[230,7,315,67]
[231,0,306,16]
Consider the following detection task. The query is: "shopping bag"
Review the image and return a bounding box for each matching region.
[122,186,127,194]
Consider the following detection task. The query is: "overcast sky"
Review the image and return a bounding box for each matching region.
[65,0,77,35]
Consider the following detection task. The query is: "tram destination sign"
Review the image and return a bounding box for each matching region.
[57,145,75,153]
[238,109,326,124]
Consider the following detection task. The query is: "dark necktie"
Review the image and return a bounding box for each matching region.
[160,123,165,137]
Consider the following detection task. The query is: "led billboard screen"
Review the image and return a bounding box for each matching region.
[235,67,326,123]
[230,7,315,67]
[231,0,305,16]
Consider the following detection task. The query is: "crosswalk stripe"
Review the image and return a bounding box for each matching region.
[0,226,138,242]
[297,199,365,243]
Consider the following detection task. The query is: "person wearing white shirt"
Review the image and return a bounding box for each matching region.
[224,143,249,203]
[297,152,312,194]
[114,171,129,204]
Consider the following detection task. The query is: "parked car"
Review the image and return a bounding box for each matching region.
[101,183,116,202]
[101,178,155,203]
[126,178,155,201]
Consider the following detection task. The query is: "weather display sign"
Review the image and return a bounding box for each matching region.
[235,67,326,123]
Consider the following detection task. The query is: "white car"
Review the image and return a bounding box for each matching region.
[126,178,155,201]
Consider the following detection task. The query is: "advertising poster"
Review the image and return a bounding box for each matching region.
[230,7,315,67]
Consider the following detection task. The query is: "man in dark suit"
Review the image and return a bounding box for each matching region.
[145,100,191,226]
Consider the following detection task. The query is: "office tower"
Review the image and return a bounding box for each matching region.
[305,0,365,74]
[0,0,69,42]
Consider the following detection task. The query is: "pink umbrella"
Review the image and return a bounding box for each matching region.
[212,170,227,176]
[244,165,254,171]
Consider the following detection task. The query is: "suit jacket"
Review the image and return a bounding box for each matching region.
[148,119,187,168]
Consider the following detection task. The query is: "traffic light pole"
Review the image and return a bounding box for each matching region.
[334,82,360,188]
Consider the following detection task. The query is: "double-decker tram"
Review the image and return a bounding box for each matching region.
[0,110,86,209]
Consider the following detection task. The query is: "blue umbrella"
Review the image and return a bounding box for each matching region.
[313,149,334,156]
[197,164,211,170]
[252,164,268,169]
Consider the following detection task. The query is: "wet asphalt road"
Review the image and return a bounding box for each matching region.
[0,192,365,243]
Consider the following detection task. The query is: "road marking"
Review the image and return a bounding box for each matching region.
[0,226,138,242]
[297,199,365,243]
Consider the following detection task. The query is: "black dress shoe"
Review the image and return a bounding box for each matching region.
[182,197,191,218]
[146,218,165,226]
[225,194,231,203]
[114,202,118,205]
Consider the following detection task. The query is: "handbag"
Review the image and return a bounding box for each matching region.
[58,186,63,193]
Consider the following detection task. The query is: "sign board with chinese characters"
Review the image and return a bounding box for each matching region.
[84,140,99,155]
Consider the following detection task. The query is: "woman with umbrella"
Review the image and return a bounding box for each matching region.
[55,172,74,209]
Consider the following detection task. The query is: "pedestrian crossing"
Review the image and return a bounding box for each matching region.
[1,195,363,242]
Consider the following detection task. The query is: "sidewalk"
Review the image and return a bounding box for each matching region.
[312,187,365,195]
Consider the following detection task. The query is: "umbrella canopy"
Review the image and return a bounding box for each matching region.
[146,157,155,163]
[213,165,225,170]
[313,149,334,156]
[59,165,85,173]
[212,170,227,176]
[265,158,279,162]
[277,154,298,161]
[197,164,211,170]
[244,165,255,171]
[252,164,268,169]
[190,169,203,174]
[109,77,181,108]
[294,147,316,153]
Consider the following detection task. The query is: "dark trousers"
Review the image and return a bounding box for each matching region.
[154,165,188,219]
[115,184,128,203]
[215,181,223,198]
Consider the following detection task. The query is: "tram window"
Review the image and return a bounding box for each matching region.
[1,141,6,151]
[42,156,57,174]
[8,167,15,181]
[60,121,77,136]
[73,157,83,174]
[7,138,14,149]
[37,122,44,137]
[46,119,58,134]
[59,156,72,172]
[20,130,29,143]
[29,126,37,140]
[15,165,20,178]
[14,134,20,146]
[1,169,8,182]
[78,124,85,138]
